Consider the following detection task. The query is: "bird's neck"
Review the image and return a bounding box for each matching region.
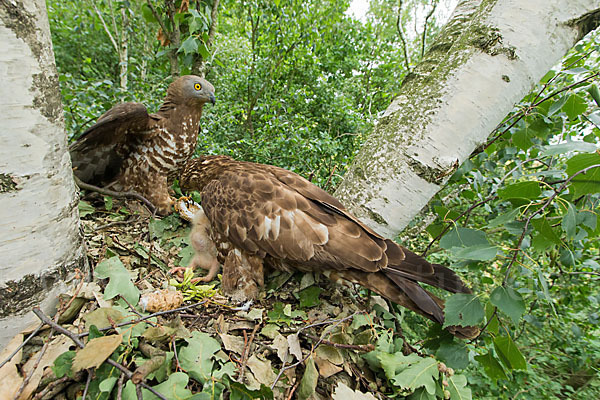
[181,156,234,191]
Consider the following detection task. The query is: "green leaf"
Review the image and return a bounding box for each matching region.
[548,95,568,116]
[99,376,118,392]
[52,351,75,378]
[485,302,499,335]
[474,352,507,382]
[512,128,533,151]
[452,244,498,261]
[229,381,274,400]
[145,372,193,400]
[408,388,436,400]
[378,352,423,380]
[103,195,113,211]
[95,257,140,306]
[178,331,221,383]
[488,208,521,228]
[562,93,588,120]
[391,357,439,395]
[443,294,485,328]
[298,356,319,400]
[531,217,562,246]
[440,227,489,250]
[489,286,525,324]
[541,141,598,156]
[198,41,210,59]
[435,341,469,370]
[566,153,600,196]
[78,200,95,217]
[498,181,541,200]
[493,335,527,371]
[587,83,600,106]
[447,374,472,400]
[298,285,322,308]
[179,36,199,55]
[141,3,157,22]
[562,202,578,239]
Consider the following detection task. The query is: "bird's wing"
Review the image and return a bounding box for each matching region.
[200,165,390,273]
[69,102,161,184]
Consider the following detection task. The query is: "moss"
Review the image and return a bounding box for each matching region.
[0,173,18,193]
[32,72,64,123]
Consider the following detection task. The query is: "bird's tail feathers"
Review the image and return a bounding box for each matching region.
[326,269,479,339]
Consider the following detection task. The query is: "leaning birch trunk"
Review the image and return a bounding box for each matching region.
[0,0,87,349]
[335,0,600,237]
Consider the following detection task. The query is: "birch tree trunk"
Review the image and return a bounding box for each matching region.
[334,0,600,238]
[0,0,86,349]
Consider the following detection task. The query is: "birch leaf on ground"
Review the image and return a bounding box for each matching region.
[72,334,122,373]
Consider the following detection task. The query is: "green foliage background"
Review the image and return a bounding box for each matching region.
[47,0,600,398]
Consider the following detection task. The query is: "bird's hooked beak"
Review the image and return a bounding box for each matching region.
[209,93,216,105]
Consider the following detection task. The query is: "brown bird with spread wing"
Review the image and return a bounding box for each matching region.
[70,75,215,215]
[179,155,479,338]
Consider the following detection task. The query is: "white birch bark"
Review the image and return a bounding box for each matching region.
[335,0,600,237]
[0,0,86,349]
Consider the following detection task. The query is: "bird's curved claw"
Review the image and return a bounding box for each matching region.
[175,196,202,222]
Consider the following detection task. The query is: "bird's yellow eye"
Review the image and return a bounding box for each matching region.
[194,83,202,90]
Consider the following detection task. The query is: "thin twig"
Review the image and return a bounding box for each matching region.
[32,307,168,400]
[481,72,600,153]
[82,370,92,400]
[301,332,374,352]
[420,0,438,58]
[0,323,43,369]
[237,323,260,382]
[14,334,53,400]
[503,164,600,284]
[32,375,70,400]
[74,175,156,214]
[78,300,209,339]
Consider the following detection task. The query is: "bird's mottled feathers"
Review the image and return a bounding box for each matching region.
[180,156,478,338]
[70,75,215,215]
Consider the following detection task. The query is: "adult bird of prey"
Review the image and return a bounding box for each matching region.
[69,75,216,215]
[179,155,479,339]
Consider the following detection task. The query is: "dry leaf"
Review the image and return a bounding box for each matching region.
[272,334,291,363]
[219,333,245,355]
[19,335,72,400]
[246,354,276,386]
[72,334,122,373]
[84,307,124,331]
[314,356,342,378]
[0,333,24,400]
[287,333,303,361]
[332,382,377,399]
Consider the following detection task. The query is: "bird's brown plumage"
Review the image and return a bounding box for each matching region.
[70,75,215,215]
[180,155,479,338]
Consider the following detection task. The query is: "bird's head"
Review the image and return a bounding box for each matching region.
[168,75,216,107]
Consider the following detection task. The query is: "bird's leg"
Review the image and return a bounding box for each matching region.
[136,173,175,216]
[222,249,264,301]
